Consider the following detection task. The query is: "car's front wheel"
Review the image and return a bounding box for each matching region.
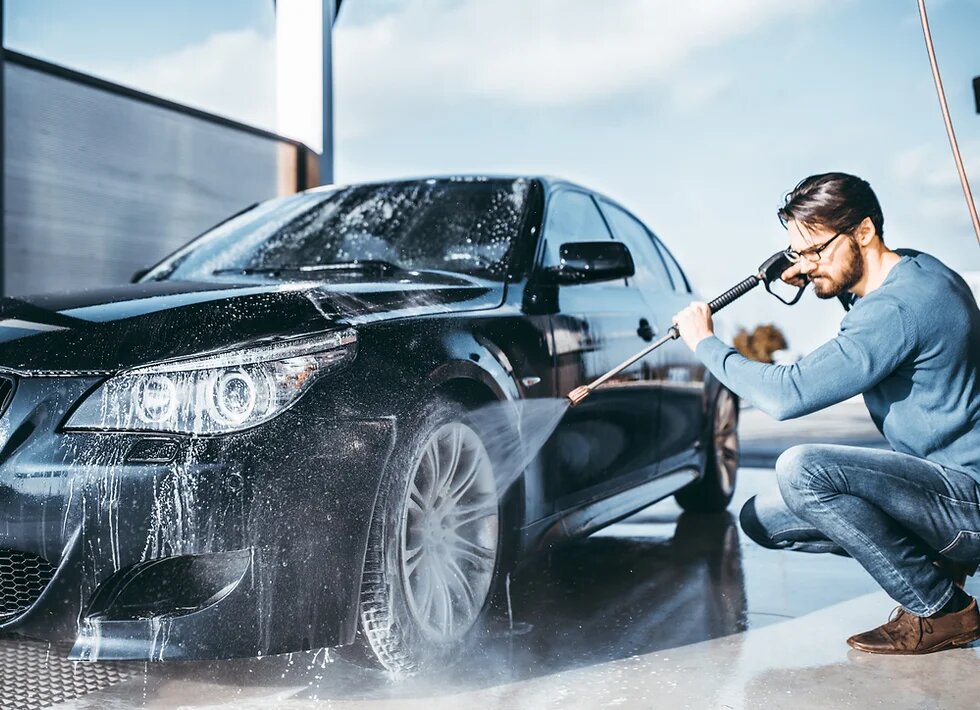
[355,400,501,674]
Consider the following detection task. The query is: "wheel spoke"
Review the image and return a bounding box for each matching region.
[410,479,428,510]
[408,494,427,521]
[405,543,425,576]
[438,427,463,494]
[431,561,455,634]
[444,556,477,620]
[452,496,497,529]
[449,454,482,501]
[424,440,440,502]
[418,561,438,620]
[451,534,496,568]
[719,433,739,462]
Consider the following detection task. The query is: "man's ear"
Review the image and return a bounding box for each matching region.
[854,217,876,246]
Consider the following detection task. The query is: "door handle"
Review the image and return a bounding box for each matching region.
[637,318,656,342]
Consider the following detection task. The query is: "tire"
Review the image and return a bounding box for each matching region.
[353,398,504,675]
[675,386,739,513]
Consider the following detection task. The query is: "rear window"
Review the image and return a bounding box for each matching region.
[653,238,691,293]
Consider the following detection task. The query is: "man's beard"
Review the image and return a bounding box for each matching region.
[812,237,864,298]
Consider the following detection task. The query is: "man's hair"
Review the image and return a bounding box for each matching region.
[778,172,884,242]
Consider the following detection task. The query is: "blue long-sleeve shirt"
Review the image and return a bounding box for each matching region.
[696,249,980,482]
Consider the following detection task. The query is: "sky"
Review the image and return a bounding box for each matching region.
[4,0,980,354]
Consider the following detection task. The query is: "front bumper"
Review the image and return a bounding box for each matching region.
[0,375,395,660]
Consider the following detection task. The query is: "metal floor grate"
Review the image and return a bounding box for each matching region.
[0,636,136,709]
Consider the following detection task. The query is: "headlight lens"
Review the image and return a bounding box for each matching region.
[66,328,356,435]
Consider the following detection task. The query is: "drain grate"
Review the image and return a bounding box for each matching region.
[0,636,136,709]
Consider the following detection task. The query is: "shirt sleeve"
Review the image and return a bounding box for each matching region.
[694,297,915,420]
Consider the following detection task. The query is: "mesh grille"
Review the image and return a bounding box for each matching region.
[0,550,56,622]
[0,637,135,709]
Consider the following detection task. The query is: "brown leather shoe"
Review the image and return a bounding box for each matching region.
[847,598,980,654]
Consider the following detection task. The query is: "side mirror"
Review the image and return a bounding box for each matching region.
[543,241,635,285]
[130,268,150,284]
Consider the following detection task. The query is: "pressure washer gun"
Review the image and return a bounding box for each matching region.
[567,250,805,407]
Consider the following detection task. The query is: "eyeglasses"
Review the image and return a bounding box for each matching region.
[783,232,844,264]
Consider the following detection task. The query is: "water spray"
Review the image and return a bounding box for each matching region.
[567,250,803,407]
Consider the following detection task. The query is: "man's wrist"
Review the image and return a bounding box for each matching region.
[694,333,722,357]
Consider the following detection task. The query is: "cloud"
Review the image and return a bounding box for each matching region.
[87,29,277,132]
[891,141,980,226]
[667,71,734,112]
[334,0,822,112]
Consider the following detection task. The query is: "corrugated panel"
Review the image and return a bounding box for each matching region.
[4,60,302,296]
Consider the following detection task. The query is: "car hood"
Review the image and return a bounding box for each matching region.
[0,275,504,373]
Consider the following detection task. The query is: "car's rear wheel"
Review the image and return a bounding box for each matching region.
[675,387,739,513]
[355,400,502,674]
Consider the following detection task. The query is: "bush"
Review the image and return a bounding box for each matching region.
[733,323,788,363]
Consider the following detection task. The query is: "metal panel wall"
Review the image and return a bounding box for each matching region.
[4,54,317,296]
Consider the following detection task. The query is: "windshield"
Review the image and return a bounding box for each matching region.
[144,178,531,283]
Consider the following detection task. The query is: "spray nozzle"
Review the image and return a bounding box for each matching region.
[757,250,806,306]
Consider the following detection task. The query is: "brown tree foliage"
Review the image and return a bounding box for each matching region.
[733,323,788,363]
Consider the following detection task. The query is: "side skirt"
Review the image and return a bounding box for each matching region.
[521,467,700,555]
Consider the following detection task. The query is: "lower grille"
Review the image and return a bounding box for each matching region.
[0,550,56,622]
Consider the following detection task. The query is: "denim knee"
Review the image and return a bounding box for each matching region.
[775,444,825,514]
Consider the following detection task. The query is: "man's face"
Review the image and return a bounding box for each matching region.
[786,220,864,298]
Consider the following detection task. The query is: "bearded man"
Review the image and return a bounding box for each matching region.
[673,172,980,654]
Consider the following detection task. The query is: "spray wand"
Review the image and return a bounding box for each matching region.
[567,250,803,407]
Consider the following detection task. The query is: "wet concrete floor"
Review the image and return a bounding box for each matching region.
[7,402,980,709]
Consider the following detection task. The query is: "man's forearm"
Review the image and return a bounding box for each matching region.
[694,335,878,421]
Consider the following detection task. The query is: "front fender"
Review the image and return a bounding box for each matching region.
[427,331,521,404]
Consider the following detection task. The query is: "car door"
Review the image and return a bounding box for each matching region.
[599,198,705,473]
[649,234,708,471]
[540,189,662,511]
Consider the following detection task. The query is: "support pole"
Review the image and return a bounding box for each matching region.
[1,0,6,296]
[319,0,334,185]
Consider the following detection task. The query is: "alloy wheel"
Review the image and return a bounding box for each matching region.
[400,421,499,643]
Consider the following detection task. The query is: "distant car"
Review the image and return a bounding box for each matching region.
[0,176,738,673]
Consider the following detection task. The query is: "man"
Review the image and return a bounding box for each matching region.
[672,172,980,654]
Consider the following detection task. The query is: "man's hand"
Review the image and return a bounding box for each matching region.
[672,302,714,351]
[780,261,808,288]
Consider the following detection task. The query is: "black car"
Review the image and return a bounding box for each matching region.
[0,175,739,673]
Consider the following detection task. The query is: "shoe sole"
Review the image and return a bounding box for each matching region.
[847,628,980,655]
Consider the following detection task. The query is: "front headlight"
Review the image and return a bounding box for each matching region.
[65,328,357,435]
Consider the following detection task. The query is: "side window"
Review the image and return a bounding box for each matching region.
[542,190,613,267]
[653,237,692,293]
[598,201,672,292]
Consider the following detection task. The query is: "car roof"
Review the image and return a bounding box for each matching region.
[299,173,642,224]
[302,173,601,199]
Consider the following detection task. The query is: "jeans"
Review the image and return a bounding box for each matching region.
[740,444,980,616]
